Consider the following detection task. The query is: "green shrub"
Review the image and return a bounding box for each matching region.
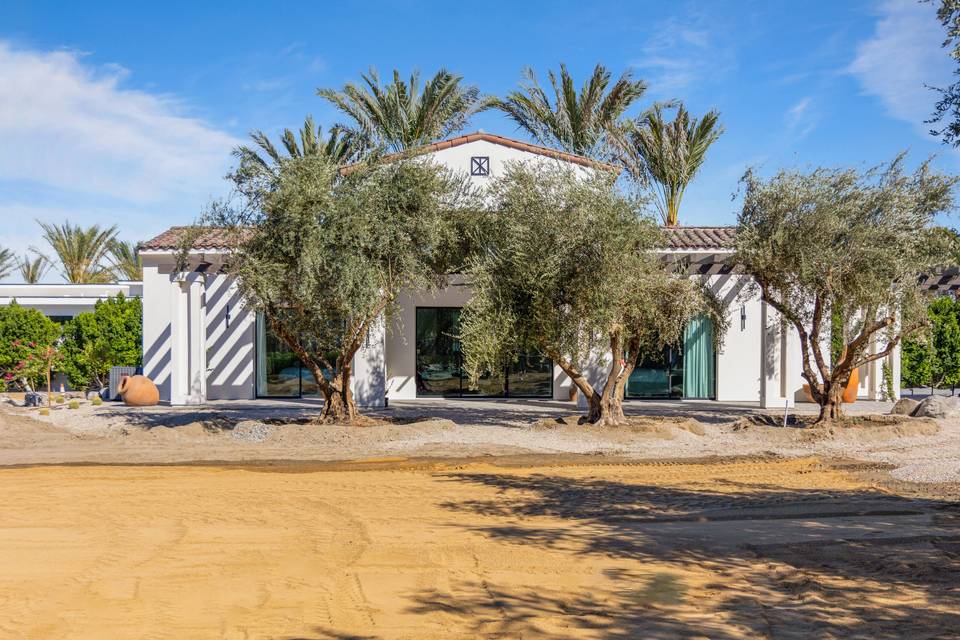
[0,302,61,390]
[68,400,79,409]
[54,395,64,404]
[39,408,49,416]
[91,395,103,406]
[61,294,143,390]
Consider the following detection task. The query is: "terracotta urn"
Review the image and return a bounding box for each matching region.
[801,367,860,404]
[118,375,159,407]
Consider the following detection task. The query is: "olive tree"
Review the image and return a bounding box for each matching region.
[207,153,473,423]
[734,156,957,423]
[459,163,706,426]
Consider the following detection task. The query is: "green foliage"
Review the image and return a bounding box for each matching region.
[0,302,61,389]
[930,1,960,144]
[234,115,361,188]
[108,240,142,281]
[612,103,723,226]
[54,395,64,404]
[881,361,896,402]
[68,400,79,409]
[208,153,474,419]
[39,221,117,283]
[17,253,50,284]
[902,294,960,390]
[39,408,49,416]
[459,162,706,424]
[318,68,482,153]
[902,336,935,389]
[91,395,103,406]
[485,64,647,158]
[0,246,13,280]
[734,155,958,419]
[60,294,143,390]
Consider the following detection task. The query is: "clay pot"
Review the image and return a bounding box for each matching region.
[841,367,859,404]
[801,367,860,404]
[118,375,159,407]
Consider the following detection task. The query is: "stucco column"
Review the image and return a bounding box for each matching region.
[351,313,386,408]
[760,301,796,409]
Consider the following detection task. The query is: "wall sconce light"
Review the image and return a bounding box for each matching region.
[740,304,747,331]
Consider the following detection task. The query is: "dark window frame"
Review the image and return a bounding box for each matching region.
[470,156,490,176]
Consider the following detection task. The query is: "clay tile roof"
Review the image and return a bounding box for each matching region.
[341,131,620,174]
[662,226,736,250]
[140,226,244,251]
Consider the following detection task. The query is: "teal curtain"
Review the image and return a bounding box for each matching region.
[683,315,715,399]
[255,312,267,396]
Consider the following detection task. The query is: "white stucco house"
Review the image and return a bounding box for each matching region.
[130,131,898,408]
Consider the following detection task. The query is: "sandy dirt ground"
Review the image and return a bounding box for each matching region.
[2,401,959,638]
[2,397,959,483]
[0,456,958,639]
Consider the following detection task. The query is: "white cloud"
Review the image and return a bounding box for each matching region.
[848,0,954,131]
[634,11,736,96]
[0,41,240,203]
[784,96,816,140]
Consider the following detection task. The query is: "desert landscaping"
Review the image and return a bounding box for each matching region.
[1,397,959,639]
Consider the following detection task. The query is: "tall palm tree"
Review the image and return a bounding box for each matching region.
[485,64,647,159]
[0,247,13,281]
[109,239,142,281]
[613,103,722,227]
[17,253,49,284]
[318,68,482,153]
[38,221,117,284]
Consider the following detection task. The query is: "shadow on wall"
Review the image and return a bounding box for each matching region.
[205,277,254,400]
[142,323,171,400]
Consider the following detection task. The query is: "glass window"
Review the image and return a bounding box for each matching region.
[415,307,552,398]
[256,316,300,397]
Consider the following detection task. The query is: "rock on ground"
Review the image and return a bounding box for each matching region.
[891,398,920,416]
[911,395,960,419]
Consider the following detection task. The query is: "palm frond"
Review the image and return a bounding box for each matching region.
[318,67,482,153]
[109,239,143,281]
[17,253,50,284]
[486,64,646,159]
[38,221,118,283]
[613,103,723,226]
[0,247,13,281]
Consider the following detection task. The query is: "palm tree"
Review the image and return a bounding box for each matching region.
[318,68,482,153]
[17,253,49,284]
[109,239,142,281]
[613,103,722,227]
[235,114,359,175]
[485,64,647,159]
[0,247,13,281]
[38,221,117,283]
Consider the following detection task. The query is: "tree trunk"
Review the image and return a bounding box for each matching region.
[815,382,844,424]
[318,373,358,424]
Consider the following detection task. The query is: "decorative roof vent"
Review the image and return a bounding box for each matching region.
[470,156,490,176]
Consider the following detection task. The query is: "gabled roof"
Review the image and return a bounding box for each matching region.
[140,227,245,251]
[342,131,620,173]
[663,226,736,251]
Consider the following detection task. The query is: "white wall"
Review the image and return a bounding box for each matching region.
[711,275,763,403]
[141,253,255,405]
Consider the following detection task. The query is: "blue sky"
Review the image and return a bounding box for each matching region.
[1,0,957,281]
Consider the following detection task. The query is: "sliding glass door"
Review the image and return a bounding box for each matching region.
[625,315,715,400]
[415,307,553,398]
[255,313,326,398]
